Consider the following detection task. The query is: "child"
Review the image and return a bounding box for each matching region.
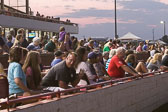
[58,26,66,42]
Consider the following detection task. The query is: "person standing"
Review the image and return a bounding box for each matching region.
[136,42,143,52]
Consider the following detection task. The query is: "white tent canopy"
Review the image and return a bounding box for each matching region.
[118,32,142,40]
[149,40,167,45]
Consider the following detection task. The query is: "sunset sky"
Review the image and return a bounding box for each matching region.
[5,0,168,40]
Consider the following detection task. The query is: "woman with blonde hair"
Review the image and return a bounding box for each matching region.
[12,34,24,47]
[147,53,162,72]
[22,51,42,90]
[162,49,168,60]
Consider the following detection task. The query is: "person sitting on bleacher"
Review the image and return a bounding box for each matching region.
[75,47,92,86]
[87,52,99,83]
[41,52,84,91]
[8,47,31,96]
[44,36,58,52]
[125,54,148,73]
[93,52,110,81]
[51,50,63,67]
[107,47,140,79]
[106,49,116,71]
[22,51,42,90]
[27,37,41,51]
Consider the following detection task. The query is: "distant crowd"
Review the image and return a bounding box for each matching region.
[1,26,168,105]
[0,10,74,25]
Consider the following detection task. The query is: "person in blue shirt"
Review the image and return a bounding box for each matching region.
[8,47,31,96]
[51,50,63,67]
[142,42,148,51]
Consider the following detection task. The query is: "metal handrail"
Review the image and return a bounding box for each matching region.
[0,71,164,106]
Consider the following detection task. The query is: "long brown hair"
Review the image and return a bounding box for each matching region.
[125,54,136,67]
[74,47,87,68]
[22,51,41,87]
[9,46,22,63]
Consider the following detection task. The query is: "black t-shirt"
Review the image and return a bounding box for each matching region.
[161,55,168,66]
[41,61,77,87]
[0,36,5,47]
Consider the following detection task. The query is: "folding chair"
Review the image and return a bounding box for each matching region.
[0,74,9,111]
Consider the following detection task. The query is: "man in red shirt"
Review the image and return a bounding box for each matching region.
[107,47,139,78]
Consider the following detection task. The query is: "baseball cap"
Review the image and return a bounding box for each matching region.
[54,50,63,57]
[88,52,97,59]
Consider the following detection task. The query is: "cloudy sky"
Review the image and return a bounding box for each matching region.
[5,0,168,40]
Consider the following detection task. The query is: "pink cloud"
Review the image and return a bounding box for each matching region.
[17,0,124,16]
[158,0,168,4]
[4,0,125,18]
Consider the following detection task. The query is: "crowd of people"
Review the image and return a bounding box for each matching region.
[1,25,168,105]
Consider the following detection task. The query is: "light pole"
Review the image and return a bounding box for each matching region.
[114,0,118,39]
[1,0,4,10]
[160,21,166,36]
[26,0,29,14]
[152,28,155,41]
